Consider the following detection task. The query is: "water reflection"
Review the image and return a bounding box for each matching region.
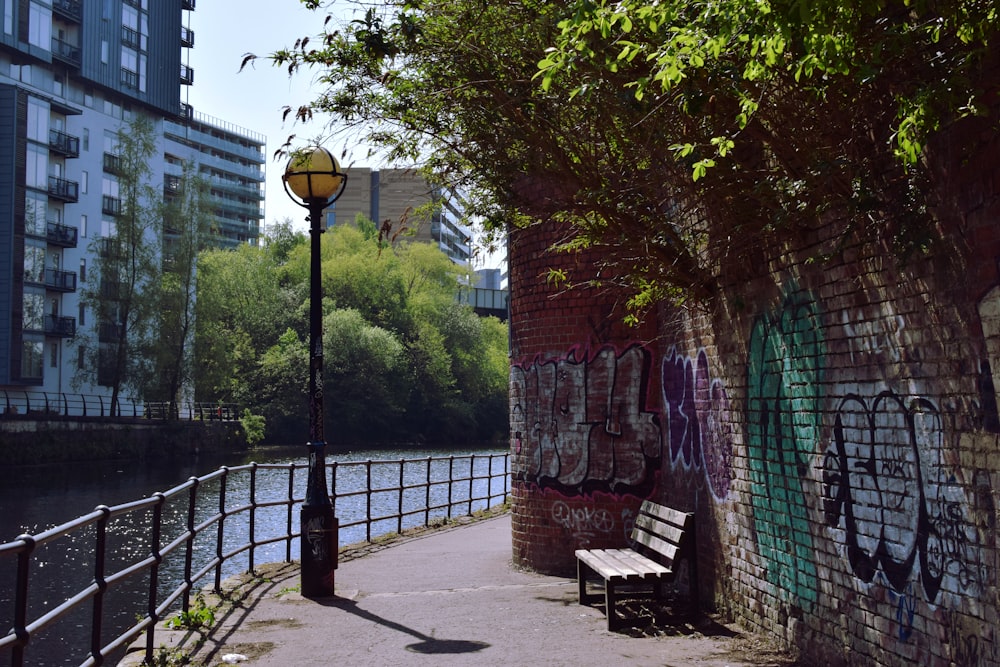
[0,445,507,666]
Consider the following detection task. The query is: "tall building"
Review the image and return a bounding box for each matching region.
[0,0,264,404]
[327,167,472,266]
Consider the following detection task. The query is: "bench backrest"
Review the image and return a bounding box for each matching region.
[630,500,695,569]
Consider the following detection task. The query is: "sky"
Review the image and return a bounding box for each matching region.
[184,0,371,234]
[183,0,505,270]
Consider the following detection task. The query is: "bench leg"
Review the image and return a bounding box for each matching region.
[605,579,618,631]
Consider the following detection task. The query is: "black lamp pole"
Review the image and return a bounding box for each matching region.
[282,147,348,598]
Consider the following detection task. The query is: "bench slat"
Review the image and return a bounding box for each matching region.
[604,548,672,578]
[634,513,686,545]
[640,500,692,529]
[576,549,649,581]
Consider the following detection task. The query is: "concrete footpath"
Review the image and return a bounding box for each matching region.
[122,513,799,666]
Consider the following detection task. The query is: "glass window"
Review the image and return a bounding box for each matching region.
[24,193,46,236]
[77,345,85,370]
[50,342,58,368]
[79,303,86,326]
[28,2,51,50]
[23,246,45,283]
[21,341,43,379]
[22,292,44,331]
[80,214,88,238]
[82,128,90,152]
[3,2,12,36]
[81,171,88,195]
[25,145,47,189]
[26,97,48,143]
[80,258,87,282]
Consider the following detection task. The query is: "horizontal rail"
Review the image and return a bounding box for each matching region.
[0,390,239,422]
[0,451,509,666]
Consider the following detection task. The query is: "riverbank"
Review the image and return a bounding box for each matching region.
[0,419,246,465]
[120,508,799,667]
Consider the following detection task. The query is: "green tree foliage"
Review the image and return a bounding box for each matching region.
[195,224,508,444]
[254,0,998,314]
[147,161,216,414]
[74,114,162,409]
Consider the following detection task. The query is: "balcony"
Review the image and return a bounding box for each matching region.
[164,174,182,198]
[51,37,81,67]
[122,25,141,50]
[102,195,122,217]
[180,64,194,86]
[46,222,78,248]
[44,268,77,292]
[48,176,79,203]
[98,321,124,343]
[52,0,82,22]
[99,238,124,260]
[103,152,122,175]
[45,315,77,337]
[181,26,195,48]
[182,0,195,10]
[121,67,139,90]
[48,128,80,158]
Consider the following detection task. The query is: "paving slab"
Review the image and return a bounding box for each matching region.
[120,513,798,666]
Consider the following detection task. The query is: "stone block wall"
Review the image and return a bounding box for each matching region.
[507,110,1000,666]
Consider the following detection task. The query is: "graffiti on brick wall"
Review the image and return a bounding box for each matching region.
[840,309,907,364]
[661,347,734,500]
[822,391,993,603]
[976,286,1000,432]
[746,291,821,610]
[948,608,1000,667]
[551,499,636,546]
[510,345,662,496]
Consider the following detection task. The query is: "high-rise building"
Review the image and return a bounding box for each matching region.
[0,0,264,404]
[326,167,472,266]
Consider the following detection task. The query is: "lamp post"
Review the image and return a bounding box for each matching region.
[282,146,348,598]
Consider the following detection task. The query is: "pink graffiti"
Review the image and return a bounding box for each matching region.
[661,347,733,500]
[510,345,662,495]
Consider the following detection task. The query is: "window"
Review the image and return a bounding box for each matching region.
[25,145,47,189]
[79,303,86,326]
[82,128,90,152]
[80,171,88,195]
[50,342,58,368]
[80,258,87,282]
[23,246,45,283]
[101,40,109,65]
[26,97,48,143]
[77,345,85,370]
[21,341,43,379]
[22,292,44,331]
[3,2,11,36]
[27,2,51,50]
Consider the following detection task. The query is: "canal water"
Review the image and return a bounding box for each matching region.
[0,444,508,666]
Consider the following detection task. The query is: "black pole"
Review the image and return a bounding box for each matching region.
[300,200,338,598]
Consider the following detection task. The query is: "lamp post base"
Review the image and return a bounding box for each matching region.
[300,504,338,598]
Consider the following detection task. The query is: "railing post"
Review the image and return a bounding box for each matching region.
[468,455,475,514]
[286,463,295,563]
[249,463,258,574]
[365,460,373,542]
[90,506,111,664]
[424,457,432,528]
[397,459,405,535]
[183,477,199,606]
[11,535,36,667]
[215,468,229,592]
[144,494,165,665]
[447,456,454,519]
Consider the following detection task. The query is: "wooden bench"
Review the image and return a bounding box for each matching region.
[575,500,697,630]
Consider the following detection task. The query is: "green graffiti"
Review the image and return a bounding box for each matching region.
[747,291,822,610]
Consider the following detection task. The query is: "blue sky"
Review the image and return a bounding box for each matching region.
[185,0,504,270]
[185,0,364,232]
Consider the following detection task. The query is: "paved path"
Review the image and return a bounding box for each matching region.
[121,514,797,666]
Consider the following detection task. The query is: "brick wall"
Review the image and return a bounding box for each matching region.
[507,109,1000,665]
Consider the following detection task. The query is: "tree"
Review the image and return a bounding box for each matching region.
[74,114,162,410]
[147,161,215,414]
[255,0,999,315]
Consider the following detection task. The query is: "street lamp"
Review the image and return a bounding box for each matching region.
[282,146,348,597]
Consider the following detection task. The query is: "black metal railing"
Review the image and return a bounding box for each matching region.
[0,391,240,420]
[0,453,510,666]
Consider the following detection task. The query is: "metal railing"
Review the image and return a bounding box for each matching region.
[0,453,510,666]
[0,391,239,421]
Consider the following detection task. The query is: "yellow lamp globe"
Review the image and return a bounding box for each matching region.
[283,146,346,203]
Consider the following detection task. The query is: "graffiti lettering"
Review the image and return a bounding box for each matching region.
[841,310,906,363]
[823,391,989,602]
[551,501,615,545]
[747,291,821,610]
[511,345,662,496]
[661,347,733,500]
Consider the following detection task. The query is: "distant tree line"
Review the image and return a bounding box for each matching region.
[193,219,510,446]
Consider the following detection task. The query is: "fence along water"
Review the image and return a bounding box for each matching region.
[0,452,510,666]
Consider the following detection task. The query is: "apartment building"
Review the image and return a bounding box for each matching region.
[0,0,264,402]
[326,167,472,266]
